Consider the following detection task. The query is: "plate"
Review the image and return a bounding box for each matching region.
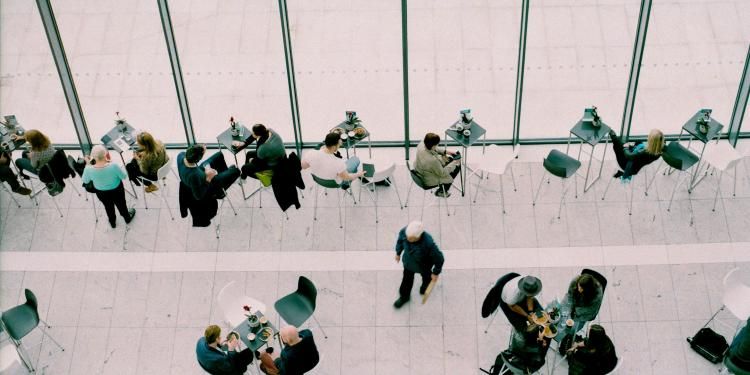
[353,127,367,137]
[259,327,274,342]
[330,128,344,135]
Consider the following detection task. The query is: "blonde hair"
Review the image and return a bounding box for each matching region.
[645,129,664,155]
[24,129,51,152]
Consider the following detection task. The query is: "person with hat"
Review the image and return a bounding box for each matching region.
[392,220,445,308]
[501,275,543,324]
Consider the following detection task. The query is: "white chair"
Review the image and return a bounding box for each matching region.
[702,141,744,212]
[357,161,403,223]
[137,156,176,220]
[216,281,267,328]
[0,344,25,375]
[468,145,519,213]
[723,268,750,321]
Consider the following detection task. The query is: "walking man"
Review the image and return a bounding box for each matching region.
[393,221,445,308]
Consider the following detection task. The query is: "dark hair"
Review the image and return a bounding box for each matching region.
[575,274,600,304]
[252,124,268,138]
[423,133,441,150]
[185,145,205,164]
[586,324,612,353]
[324,133,341,148]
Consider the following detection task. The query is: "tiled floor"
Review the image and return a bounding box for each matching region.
[1,146,749,374]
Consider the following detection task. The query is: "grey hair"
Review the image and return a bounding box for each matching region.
[91,144,108,161]
[405,221,424,238]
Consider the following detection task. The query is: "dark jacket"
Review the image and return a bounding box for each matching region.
[38,149,74,188]
[395,228,444,275]
[567,335,617,375]
[272,152,305,211]
[195,337,246,375]
[179,181,217,227]
[245,129,286,167]
[275,329,320,375]
[613,136,659,179]
[564,277,604,322]
[728,319,750,370]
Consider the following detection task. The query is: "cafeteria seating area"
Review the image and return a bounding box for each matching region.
[2,0,750,374]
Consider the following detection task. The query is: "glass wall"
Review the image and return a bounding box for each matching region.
[408,0,520,143]
[170,0,294,144]
[0,0,77,144]
[633,0,750,137]
[287,0,403,144]
[520,0,640,139]
[51,0,184,144]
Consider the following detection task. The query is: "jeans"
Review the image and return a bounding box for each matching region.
[398,268,431,300]
[341,156,360,188]
[438,164,461,192]
[14,152,36,175]
[0,153,21,190]
[201,152,240,196]
[95,182,130,225]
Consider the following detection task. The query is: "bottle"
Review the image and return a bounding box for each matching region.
[230,116,238,137]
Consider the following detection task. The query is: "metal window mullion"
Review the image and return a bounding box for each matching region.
[512,0,530,146]
[36,0,92,154]
[620,0,652,142]
[158,0,196,145]
[402,0,410,160]
[728,45,750,147]
[278,0,302,155]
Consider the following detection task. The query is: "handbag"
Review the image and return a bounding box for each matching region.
[687,327,728,364]
[83,180,97,194]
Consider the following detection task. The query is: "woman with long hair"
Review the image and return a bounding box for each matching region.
[126,131,167,193]
[565,274,604,323]
[609,128,664,181]
[13,129,55,176]
[565,324,618,374]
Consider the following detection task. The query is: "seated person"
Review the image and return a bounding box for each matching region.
[233,124,286,180]
[0,151,31,195]
[300,133,365,189]
[260,325,320,375]
[177,144,240,201]
[564,324,617,375]
[727,317,750,372]
[13,129,56,176]
[563,274,603,324]
[501,275,543,326]
[196,325,254,375]
[502,323,551,373]
[609,128,663,182]
[414,133,460,197]
[126,131,167,193]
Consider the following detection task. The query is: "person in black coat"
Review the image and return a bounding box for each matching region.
[196,325,254,375]
[609,128,663,181]
[259,325,319,375]
[727,317,750,372]
[393,220,445,308]
[564,324,617,375]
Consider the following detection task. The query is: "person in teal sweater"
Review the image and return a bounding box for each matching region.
[82,145,135,228]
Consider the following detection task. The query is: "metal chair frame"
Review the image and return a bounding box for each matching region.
[357,163,403,223]
[311,174,357,229]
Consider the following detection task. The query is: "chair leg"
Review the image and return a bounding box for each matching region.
[712,171,723,212]
[69,181,82,197]
[499,175,506,214]
[483,311,499,333]
[160,193,175,220]
[313,184,319,221]
[404,181,413,208]
[472,171,483,204]
[557,178,567,220]
[532,170,547,206]
[441,185,450,217]
[216,198,226,239]
[374,187,379,223]
[509,165,517,192]
[420,190,426,221]
[601,174,614,200]
[337,189,343,229]
[1,183,22,208]
[311,314,328,339]
[224,190,238,216]
[392,177,403,209]
[629,179,635,215]
[91,194,99,223]
[667,172,685,212]
[51,196,63,217]
[732,163,737,197]
[38,319,65,351]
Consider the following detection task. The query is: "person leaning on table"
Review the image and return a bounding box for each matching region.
[196,324,254,375]
[82,145,135,229]
[126,131,167,193]
[414,132,460,197]
[13,129,56,177]
[393,220,445,309]
[259,325,320,375]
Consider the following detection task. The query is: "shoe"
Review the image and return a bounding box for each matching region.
[145,184,159,193]
[435,189,451,198]
[393,297,409,309]
[613,170,623,178]
[609,129,617,139]
[419,285,428,295]
[19,173,30,180]
[109,221,117,229]
[124,208,136,224]
[254,350,262,360]
[265,347,274,354]
[11,186,31,195]
[214,191,227,199]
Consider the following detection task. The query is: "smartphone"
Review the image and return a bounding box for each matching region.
[363,163,375,178]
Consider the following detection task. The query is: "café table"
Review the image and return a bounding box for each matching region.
[216,124,253,199]
[677,110,723,190]
[444,120,487,196]
[101,121,139,198]
[565,119,611,193]
[234,310,280,353]
[330,121,372,159]
[0,123,26,154]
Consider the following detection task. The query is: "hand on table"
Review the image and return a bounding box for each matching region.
[205,168,218,181]
[231,140,245,149]
[446,150,456,156]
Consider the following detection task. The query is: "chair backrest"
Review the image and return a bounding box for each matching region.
[722,269,750,320]
[482,272,521,318]
[409,169,429,190]
[156,156,172,180]
[296,276,318,311]
[582,268,608,292]
[24,289,38,311]
[661,145,684,170]
[216,281,248,327]
[371,163,396,183]
[542,156,570,179]
[311,174,340,189]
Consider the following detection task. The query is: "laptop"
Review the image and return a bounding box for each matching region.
[3,115,18,127]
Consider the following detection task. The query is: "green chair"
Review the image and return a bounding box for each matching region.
[663,141,699,225]
[274,276,327,339]
[1,289,64,372]
[312,174,356,229]
[532,149,581,219]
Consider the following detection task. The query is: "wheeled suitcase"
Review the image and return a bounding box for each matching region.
[687,327,729,364]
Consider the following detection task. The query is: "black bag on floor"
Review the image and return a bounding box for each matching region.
[687,327,729,364]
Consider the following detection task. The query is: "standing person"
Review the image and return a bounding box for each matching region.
[259,325,320,375]
[233,124,286,180]
[82,145,135,228]
[300,133,365,189]
[608,128,663,182]
[126,131,167,193]
[196,325,254,375]
[177,144,240,200]
[13,129,56,176]
[0,151,31,195]
[393,221,445,308]
[414,132,460,197]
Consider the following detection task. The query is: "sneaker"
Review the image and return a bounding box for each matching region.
[11,186,31,195]
[613,170,623,178]
[435,189,451,198]
[419,285,428,295]
[254,350,262,360]
[393,297,409,309]
[124,208,136,224]
[145,184,159,193]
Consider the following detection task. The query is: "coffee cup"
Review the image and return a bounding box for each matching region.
[463,129,471,137]
[566,318,574,328]
[456,124,464,132]
[0,141,7,149]
[247,333,256,341]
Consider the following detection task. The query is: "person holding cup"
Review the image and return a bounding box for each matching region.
[196,324,254,375]
[414,132,460,197]
[177,144,240,201]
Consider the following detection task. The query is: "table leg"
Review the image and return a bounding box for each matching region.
[565,132,573,154]
[119,151,138,199]
[232,148,248,199]
[689,142,709,191]
[460,146,467,196]
[367,134,372,158]
[582,138,608,193]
